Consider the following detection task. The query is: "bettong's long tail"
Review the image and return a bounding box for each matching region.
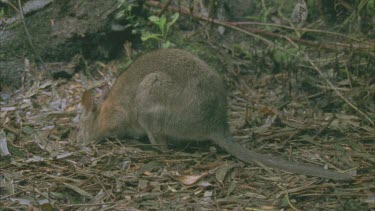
[217,137,354,180]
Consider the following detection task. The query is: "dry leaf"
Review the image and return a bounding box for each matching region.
[215,163,237,184]
[177,172,208,186]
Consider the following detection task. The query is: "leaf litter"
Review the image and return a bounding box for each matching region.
[0,56,374,210]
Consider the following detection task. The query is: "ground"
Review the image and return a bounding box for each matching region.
[0,52,373,210]
[0,0,374,210]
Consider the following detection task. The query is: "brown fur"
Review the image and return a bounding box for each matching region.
[78,49,354,180]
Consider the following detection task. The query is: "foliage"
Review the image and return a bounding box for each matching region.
[0,8,4,19]
[141,13,179,48]
[115,0,144,35]
[115,1,179,48]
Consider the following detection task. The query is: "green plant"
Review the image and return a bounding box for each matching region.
[0,8,4,19]
[115,0,142,34]
[141,13,179,48]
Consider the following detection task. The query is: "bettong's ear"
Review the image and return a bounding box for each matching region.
[81,90,96,112]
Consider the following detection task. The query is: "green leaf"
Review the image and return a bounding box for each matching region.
[0,9,4,18]
[279,195,290,208]
[167,13,179,31]
[273,47,298,64]
[162,41,171,48]
[141,31,162,41]
[148,15,160,23]
[273,49,285,64]
[159,15,167,35]
[367,0,375,13]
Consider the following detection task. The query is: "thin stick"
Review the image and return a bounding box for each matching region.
[17,0,47,73]
[306,56,374,125]
[231,21,360,41]
[157,0,173,16]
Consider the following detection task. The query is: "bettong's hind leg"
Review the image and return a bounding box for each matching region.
[135,71,174,152]
[144,127,168,152]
